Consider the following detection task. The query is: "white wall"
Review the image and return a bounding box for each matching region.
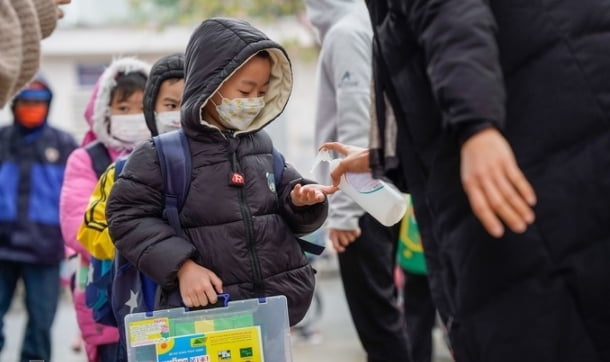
[60,0,130,27]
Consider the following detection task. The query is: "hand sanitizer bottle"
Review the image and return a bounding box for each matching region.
[312,150,407,226]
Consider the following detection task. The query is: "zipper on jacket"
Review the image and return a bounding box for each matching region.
[228,141,265,295]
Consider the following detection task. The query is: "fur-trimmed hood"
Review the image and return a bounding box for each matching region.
[81,57,150,148]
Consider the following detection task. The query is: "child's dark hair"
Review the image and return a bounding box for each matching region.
[110,72,147,104]
[162,77,183,86]
[255,50,270,60]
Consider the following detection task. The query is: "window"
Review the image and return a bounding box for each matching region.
[76,64,106,87]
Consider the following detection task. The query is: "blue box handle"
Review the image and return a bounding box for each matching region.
[184,293,230,312]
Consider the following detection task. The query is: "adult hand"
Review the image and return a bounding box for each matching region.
[177,259,223,307]
[55,0,71,19]
[320,142,370,187]
[291,183,335,206]
[460,128,537,238]
[329,228,361,253]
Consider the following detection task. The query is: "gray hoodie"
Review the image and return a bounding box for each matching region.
[306,0,372,230]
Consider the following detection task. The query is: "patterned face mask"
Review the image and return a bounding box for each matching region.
[213,92,265,131]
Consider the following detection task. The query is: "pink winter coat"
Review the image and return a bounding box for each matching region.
[59,57,150,361]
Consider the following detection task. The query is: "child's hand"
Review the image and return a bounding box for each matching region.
[291,184,335,207]
[177,259,223,307]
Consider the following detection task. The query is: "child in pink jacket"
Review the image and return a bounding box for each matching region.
[59,57,150,362]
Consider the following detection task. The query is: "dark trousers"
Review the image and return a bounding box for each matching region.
[338,213,411,362]
[0,260,60,362]
[402,271,437,362]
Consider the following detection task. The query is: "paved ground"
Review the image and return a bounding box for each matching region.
[0,255,452,362]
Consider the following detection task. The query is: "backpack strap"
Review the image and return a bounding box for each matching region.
[272,148,325,256]
[114,156,128,179]
[297,237,325,256]
[152,129,191,238]
[85,141,112,179]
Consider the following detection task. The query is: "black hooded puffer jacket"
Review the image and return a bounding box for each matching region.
[143,53,185,136]
[107,18,327,326]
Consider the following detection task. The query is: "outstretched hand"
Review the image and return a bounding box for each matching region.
[291,184,335,207]
[461,128,537,238]
[319,142,370,186]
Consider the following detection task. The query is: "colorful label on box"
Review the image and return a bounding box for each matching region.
[155,326,263,362]
[129,317,172,347]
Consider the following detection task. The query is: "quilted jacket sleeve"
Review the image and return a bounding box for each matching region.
[408,0,506,138]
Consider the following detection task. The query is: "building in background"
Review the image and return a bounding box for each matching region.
[0,0,318,172]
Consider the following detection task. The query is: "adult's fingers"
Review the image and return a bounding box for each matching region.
[480,173,526,234]
[463,179,504,238]
[329,230,346,253]
[319,142,349,155]
[329,161,347,187]
[330,235,345,253]
[339,232,352,247]
[506,162,537,206]
[493,163,535,228]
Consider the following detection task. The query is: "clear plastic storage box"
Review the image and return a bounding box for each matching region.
[124,295,292,362]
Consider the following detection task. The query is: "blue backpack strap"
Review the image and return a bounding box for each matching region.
[152,129,191,238]
[114,156,128,179]
[297,238,325,256]
[272,148,325,256]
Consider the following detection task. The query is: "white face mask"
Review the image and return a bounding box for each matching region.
[109,113,151,148]
[213,93,265,131]
[155,110,181,134]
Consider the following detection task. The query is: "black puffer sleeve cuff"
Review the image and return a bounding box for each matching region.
[456,120,497,145]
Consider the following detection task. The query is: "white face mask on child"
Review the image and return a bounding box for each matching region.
[155,110,181,134]
[213,93,265,131]
[109,113,151,148]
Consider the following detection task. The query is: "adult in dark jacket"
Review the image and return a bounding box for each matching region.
[107,18,331,326]
[325,1,610,361]
[0,75,77,362]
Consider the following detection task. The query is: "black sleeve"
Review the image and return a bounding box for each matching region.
[107,140,197,289]
[409,0,506,139]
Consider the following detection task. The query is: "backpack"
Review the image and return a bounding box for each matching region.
[83,141,117,326]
